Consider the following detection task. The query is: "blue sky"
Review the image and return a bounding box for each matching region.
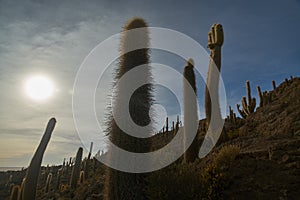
[1,0,300,167]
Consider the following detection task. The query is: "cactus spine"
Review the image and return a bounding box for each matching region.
[183,59,199,163]
[237,81,256,119]
[205,24,224,129]
[45,173,52,193]
[104,18,152,200]
[70,147,83,189]
[21,118,56,200]
[9,185,20,200]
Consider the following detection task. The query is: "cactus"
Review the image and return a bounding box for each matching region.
[227,106,236,125]
[172,121,175,132]
[84,141,93,179]
[70,147,83,189]
[183,58,199,163]
[88,142,93,160]
[18,178,25,200]
[79,171,85,184]
[175,115,180,131]
[9,185,20,200]
[166,117,169,132]
[272,80,276,90]
[257,86,272,107]
[104,17,152,200]
[237,81,256,119]
[55,169,62,191]
[257,86,263,107]
[21,118,56,200]
[45,173,52,193]
[205,23,224,129]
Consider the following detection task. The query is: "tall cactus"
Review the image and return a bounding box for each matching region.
[183,58,199,163]
[205,23,224,129]
[70,147,83,189]
[104,17,152,200]
[21,118,56,200]
[237,80,256,118]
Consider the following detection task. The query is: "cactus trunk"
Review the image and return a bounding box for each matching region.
[70,147,83,189]
[104,18,152,200]
[183,59,199,163]
[9,185,20,200]
[45,173,52,193]
[21,118,56,200]
[205,24,224,130]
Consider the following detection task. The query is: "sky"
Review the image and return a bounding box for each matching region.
[1,0,300,167]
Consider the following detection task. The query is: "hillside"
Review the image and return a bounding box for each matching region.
[1,77,300,200]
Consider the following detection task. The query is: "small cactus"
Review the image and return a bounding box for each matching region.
[70,147,83,189]
[237,81,256,119]
[257,86,272,107]
[45,173,52,193]
[228,106,237,125]
[272,80,276,90]
[175,115,180,131]
[79,171,85,184]
[18,178,25,200]
[55,169,62,190]
[9,185,20,200]
[166,117,169,132]
[21,118,56,200]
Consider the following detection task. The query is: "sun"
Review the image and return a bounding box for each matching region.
[25,76,54,100]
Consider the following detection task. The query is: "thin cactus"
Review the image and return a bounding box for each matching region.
[228,106,236,125]
[205,23,224,129]
[70,147,83,189]
[257,86,263,107]
[104,18,152,200]
[176,115,180,131]
[88,142,93,160]
[18,178,25,200]
[172,121,174,132]
[272,80,276,90]
[237,81,256,119]
[257,86,272,107]
[183,58,199,163]
[45,173,52,193]
[9,185,20,200]
[56,169,62,191]
[166,117,169,132]
[21,118,56,200]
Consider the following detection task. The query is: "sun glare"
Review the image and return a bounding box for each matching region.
[25,76,54,100]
